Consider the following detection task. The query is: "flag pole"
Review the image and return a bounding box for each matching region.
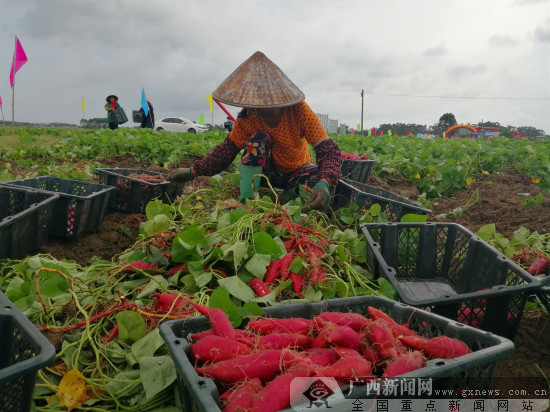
[12,36,16,127]
[213,99,235,122]
[1,106,7,135]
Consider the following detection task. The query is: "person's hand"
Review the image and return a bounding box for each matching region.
[304,181,331,210]
[167,167,195,183]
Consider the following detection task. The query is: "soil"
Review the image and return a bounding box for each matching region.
[36,159,550,401]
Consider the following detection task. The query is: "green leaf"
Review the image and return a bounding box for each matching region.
[340,215,355,225]
[244,253,271,279]
[136,276,169,299]
[400,213,428,222]
[194,271,213,288]
[253,231,284,259]
[476,224,496,241]
[139,355,177,400]
[176,226,209,248]
[218,276,256,303]
[288,256,307,274]
[37,269,68,297]
[140,214,171,236]
[131,329,165,361]
[106,370,141,394]
[145,199,174,220]
[116,311,146,343]
[208,287,238,313]
[378,278,398,300]
[223,241,248,269]
[241,301,265,318]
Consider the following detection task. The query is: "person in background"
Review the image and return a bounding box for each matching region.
[223,116,234,132]
[105,95,120,130]
[140,97,155,129]
[168,51,342,210]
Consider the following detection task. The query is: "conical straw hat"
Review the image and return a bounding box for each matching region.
[212,51,305,108]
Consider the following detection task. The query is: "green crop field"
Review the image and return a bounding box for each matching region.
[0,127,548,411]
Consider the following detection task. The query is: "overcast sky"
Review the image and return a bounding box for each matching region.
[1,0,549,133]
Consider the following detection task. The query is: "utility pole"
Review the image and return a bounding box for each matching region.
[360,89,364,135]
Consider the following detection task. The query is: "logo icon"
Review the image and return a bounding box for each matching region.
[303,379,333,407]
[290,377,345,410]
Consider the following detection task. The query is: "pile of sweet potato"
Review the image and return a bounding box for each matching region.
[188,305,471,412]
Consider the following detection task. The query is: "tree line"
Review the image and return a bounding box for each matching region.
[374,113,546,138]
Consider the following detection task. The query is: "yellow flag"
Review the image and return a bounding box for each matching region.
[206,93,213,112]
[81,97,86,118]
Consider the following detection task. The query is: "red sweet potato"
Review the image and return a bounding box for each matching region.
[320,356,372,379]
[313,312,370,332]
[190,335,251,363]
[223,378,263,412]
[399,335,428,352]
[363,346,383,371]
[250,278,271,297]
[154,293,184,313]
[264,258,283,285]
[528,256,548,275]
[367,307,417,337]
[190,328,252,341]
[247,317,313,335]
[303,348,338,366]
[189,302,236,340]
[365,319,400,358]
[311,324,334,348]
[288,272,305,298]
[423,336,471,359]
[331,347,363,359]
[240,333,313,350]
[196,349,291,384]
[285,361,318,377]
[121,261,157,272]
[279,252,298,282]
[383,351,425,378]
[252,372,309,412]
[327,325,361,350]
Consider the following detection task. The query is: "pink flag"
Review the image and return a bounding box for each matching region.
[10,37,28,88]
[0,95,2,108]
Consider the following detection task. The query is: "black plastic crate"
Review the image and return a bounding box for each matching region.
[96,168,182,214]
[3,177,115,240]
[340,159,376,183]
[332,178,431,221]
[362,222,542,339]
[0,186,58,259]
[0,291,56,412]
[537,276,550,311]
[159,295,514,412]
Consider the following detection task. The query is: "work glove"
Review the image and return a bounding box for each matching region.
[167,167,195,183]
[304,181,331,211]
[280,186,300,204]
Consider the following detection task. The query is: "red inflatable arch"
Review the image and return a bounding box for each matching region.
[445,124,477,138]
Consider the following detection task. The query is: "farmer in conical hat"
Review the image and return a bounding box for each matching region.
[168,51,342,210]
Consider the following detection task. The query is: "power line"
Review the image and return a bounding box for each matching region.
[365,92,550,100]
[365,94,433,122]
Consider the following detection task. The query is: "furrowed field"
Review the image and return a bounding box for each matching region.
[0,127,548,411]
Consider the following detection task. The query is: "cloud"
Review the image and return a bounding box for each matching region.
[489,34,518,47]
[1,0,548,134]
[534,18,550,42]
[447,64,486,78]
[513,0,548,5]
[423,43,447,57]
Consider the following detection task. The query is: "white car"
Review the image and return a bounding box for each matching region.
[155,117,208,134]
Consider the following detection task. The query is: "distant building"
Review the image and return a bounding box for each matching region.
[315,113,340,134]
[476,126,500,138]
